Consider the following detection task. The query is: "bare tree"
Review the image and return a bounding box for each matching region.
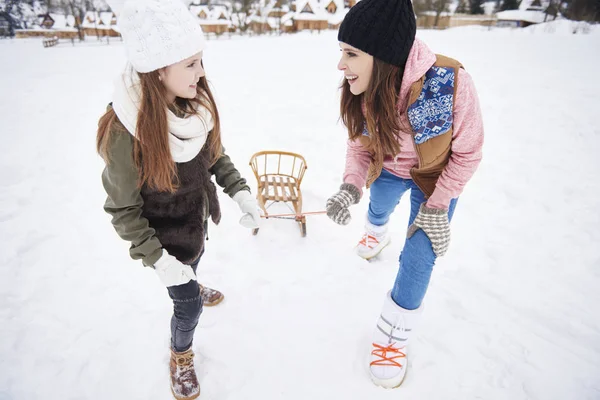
[412,0,434,17]
[500,0,519,10]
[561,0,600,21]
[232,0,255,33]
[544,0,559,20]
[433,0,450,27]
[456,0,470,13]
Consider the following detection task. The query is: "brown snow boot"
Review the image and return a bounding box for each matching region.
[169,348,200,400]
[198,284,224,307]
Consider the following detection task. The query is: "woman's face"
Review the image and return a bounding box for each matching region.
[337,43,373,95]
[159,52,205,103]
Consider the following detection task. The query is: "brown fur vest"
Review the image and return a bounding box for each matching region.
[140,145,221,264]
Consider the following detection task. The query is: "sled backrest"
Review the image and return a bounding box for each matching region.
[249,151,307,188]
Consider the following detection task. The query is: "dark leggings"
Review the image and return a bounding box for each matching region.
[167,257,202,353]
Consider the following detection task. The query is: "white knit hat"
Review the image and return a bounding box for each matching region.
[117,0,207,73]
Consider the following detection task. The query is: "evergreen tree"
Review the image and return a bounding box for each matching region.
[470,0,485,14]
[500,0,519,11]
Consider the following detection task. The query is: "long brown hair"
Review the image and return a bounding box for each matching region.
[97,67,222,193]
[340,58,405,156]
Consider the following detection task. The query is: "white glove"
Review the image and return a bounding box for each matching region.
[233,190,261,229]
[153,251,197,287]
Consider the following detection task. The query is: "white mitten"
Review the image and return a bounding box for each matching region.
[153,251,197,287]
[233,190,261,229]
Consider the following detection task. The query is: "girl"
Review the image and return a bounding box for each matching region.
[326,0,484,389]
[96,1,260,398]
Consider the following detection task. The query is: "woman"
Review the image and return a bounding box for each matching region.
[326,0,484,388]
[97,0,260,398]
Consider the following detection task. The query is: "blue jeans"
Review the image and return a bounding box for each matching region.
[167,256,203,352]
[368,169,458,311]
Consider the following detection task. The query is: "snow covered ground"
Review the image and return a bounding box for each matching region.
[1,28,599,399]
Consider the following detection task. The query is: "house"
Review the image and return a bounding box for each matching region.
[247,9,273,34]
[446,13,496,28]
[495,9,548,27]
[266,0,289,18]
[416,11,452,29]
[324,0,344,14]
[280,12,295,32]
[496,0,556,27]
[417,10,496,29]
[246,0,292,34]
[81,11,120,37]
[16,13,79,39]
[190,5,211,20]
[325,0,349,29]
[191,4,232,35]
[40,13,77,30]
[293,0,329,31]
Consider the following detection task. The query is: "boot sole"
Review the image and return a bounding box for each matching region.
[171,387,200,400]
[203,294,224,307]
[369,366,407,389]
[357,238,391,261]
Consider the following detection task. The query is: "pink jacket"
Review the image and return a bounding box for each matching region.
[343,39,484,210]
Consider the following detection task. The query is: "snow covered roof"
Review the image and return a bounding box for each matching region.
[212,5,230,14]
[45,13,77,30]
[190,4,231,23]
[324,0,345,13]
[328,8,348,25]
[190,5,211,18]
[496,9,547,24]
[99,12,115,26]
[293,0,329,21]
[212,2,233,13]
[81,11,117,29]
[48,13,66,29]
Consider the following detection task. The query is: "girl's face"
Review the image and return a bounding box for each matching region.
[159,52,205,103]
[337,43,373,95]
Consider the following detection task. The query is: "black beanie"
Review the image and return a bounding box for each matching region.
[338,0,417,67]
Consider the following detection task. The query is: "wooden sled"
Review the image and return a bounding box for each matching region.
[249,150,308,237]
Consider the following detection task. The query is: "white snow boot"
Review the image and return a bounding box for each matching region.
[356,220,391,260]
[369,291,422,388]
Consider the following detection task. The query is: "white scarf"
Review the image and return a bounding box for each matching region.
[112,66,213,163]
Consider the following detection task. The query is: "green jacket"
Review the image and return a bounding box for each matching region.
[101,120,250,267]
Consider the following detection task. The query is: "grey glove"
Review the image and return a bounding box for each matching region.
[326,183,361,225]
[407,204,451,257]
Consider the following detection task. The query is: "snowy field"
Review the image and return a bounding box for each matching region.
[1,26,599,399]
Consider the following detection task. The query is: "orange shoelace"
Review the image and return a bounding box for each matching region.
[370,343,406,368]
[359,234,380,249]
